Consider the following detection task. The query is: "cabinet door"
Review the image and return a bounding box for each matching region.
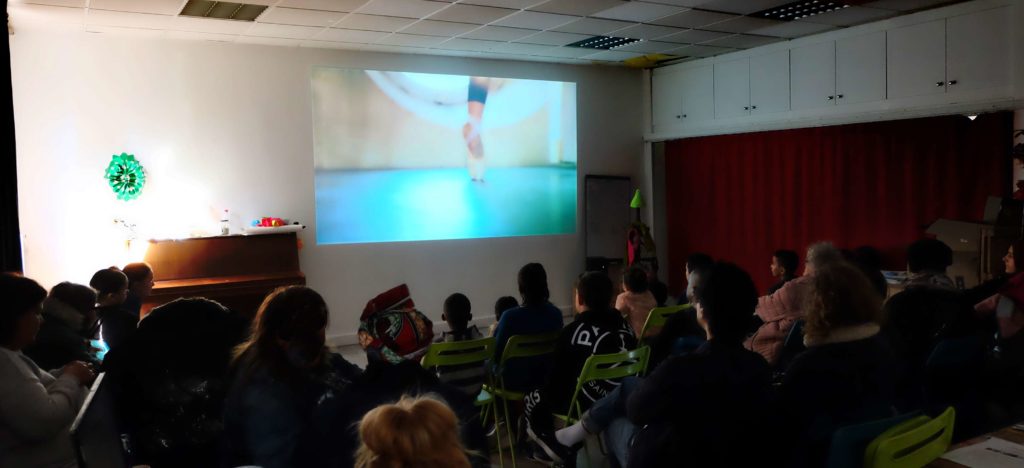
[946,6,1012,93]
[887,19,945,99]
[749,49,790,115]
[791,41,836,111]
[836,31,885,105]
[678,65,714,125]
[714,58,750,119]
[651,71,685,133]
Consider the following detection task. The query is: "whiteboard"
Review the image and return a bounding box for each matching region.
[585,175,632,260]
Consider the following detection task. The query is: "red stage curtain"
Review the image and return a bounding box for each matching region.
[665,112,1013,294]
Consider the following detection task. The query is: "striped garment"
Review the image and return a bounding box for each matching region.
[434,325,487,397]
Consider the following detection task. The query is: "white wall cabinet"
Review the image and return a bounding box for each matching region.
[836,31,886,105]
[651,70,685,133]
[791,41,836,111]
[714,59,750,119]
[651,65,714,132]
[749,50,790,115]
[887,19,945,99]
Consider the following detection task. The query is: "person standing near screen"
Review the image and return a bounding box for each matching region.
[464,77,491,182]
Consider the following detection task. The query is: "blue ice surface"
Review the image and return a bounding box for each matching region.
[314,165,577,245]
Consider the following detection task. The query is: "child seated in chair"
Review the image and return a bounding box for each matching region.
[489,296,518,337]
[435,293,486,397]
[616,266,658,339]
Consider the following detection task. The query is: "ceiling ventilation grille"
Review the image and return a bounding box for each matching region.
[752,1,851,21]
[180,1,268,21]
[566,36,641,50]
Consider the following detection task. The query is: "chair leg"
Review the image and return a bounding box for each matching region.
[503,396,517,467]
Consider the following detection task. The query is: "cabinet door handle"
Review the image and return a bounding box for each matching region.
[743,106,749,110]
[936,81,945,87]
[827,95,834,100]
[751,105,757,109]
[837,94,844,99]
[682,114,687,118]
[675,115,681,119]
[947,80,957,86]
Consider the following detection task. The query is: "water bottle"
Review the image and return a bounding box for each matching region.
[220,209,230,235]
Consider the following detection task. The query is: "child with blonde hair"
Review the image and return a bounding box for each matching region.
[356,395,470,468]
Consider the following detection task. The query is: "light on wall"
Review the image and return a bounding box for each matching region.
[966,114,978,121]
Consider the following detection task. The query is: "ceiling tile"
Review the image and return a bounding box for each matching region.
[174,16,257,34]
[165,30,237,42]
[87,9,175,29]
[656,28,728,43]
[749,20,836,38]
[10,3,86,25]
[695,0,793,15]
[245,23,322,39]
[798,6,897,26]
[552,17,635,35]
[611,39,680,53]
[301,39,360,49]
[88,0,181,15]
[639,0,709,5]
[236,36,302,47]
[862,0,959,12]
[436,37,504,51]
[358,0,449,19]
[531,46,597,58]
[492,10,578,30]
[277,0,369,12]
[257,7,345,27]
[705,33,782,48]
[316,27,389,42]
[515,30,590,46]
[580,49,645,61]
[593,1,685,23]
[85,25,164,37]
[22,0,85,7]
[665,43,736,57]
[612,23,684,40]
[460,25,536,41]
[650,9,738,28]
[705,16,781,33]
[376,32,447,46]
[493,42,558,55]
[529,0,626,16]
[399,19,479,36]
[428,4,517,24]
[460,0,546,8]
[334,14,417,32]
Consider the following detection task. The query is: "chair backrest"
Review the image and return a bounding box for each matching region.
[825,412,920,468]
[421,337,495,369]
[71,373,130,468]
[566,347,650,421]
[499,332,560,366]
[640,304,692,337]
[864,407,955,468]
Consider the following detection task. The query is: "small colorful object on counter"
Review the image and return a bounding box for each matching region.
[244,217,306,235]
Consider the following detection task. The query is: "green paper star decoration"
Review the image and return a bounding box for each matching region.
[104,152,146,201]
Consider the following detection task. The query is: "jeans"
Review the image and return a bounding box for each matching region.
[580,376,641,467]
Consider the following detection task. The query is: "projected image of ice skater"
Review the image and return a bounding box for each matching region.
[464,76,492,182]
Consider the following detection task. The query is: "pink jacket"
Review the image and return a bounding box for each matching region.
[616,291,658,337]
[745,275,813,365]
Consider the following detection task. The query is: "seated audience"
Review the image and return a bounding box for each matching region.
[355,395,471,468]
[779,262,896,468]
[767,249,798,295]
[90,267,134,351]
[850,245,889,299]
[676,252,713,305]
[976,241,1024,364]
[492,263,564,392]
[615,265,658,338]
[648,276,669,307]
[550,263,775,468]
[524,271,636,464]
[319,284,487,468]
[0,273,95,468]
[223,286,362,468]
[24,281,99,370]
[648,267,708,370]
[433,292,486,396]
[102,297,248,467]
[121,262,154,318]
[883,238,977,409]
[747,242,842,366]
[489,295,518,337]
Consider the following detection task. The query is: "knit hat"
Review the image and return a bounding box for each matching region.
[359,284,434,364]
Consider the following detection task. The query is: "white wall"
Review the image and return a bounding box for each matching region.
[10,29,644,342]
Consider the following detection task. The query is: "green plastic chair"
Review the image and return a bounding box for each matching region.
[485,332,560,468]
[639,304,692,338]
[421,338,500,462]
[555,346,651,425]
[863,407,955,468]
